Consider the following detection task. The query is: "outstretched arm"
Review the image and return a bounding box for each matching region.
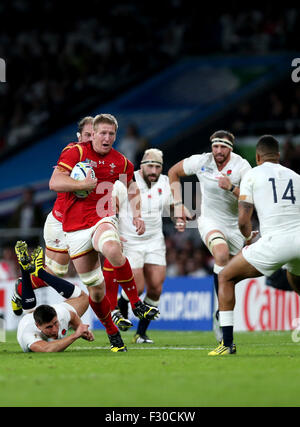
[49,166,97,194]
[29,323,92,353]
[168,160,188,225]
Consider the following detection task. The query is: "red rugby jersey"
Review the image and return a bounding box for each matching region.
[52,142,77,222]
[57,141,134,232]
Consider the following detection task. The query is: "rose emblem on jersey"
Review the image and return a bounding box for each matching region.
[227,170,232,175]
[62,329,66,336]
[158,188,162,195]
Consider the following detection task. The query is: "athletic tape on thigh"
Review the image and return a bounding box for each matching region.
[45,255,69,277]
[95,229,120,253]
[79,267,104,287]
[207,232,227,253]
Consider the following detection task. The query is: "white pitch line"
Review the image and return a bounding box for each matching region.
[72,346,209,351]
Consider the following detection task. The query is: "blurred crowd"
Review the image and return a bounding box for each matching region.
[230,82,300,138]
[0,1,299,154]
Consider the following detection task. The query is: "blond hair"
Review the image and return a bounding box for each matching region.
[93,114,118,131]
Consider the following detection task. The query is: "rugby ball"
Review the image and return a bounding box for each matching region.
[70,161,96,198]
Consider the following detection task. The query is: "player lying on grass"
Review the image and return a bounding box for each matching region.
[15,241,94,353]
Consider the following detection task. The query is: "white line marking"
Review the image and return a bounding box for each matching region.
[72,346,209,351]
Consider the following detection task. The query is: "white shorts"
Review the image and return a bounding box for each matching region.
[122,237,166,269]
[197,216,244,256]
[65,216,119,259]
[243,233,300,277]
[43,211,68,253]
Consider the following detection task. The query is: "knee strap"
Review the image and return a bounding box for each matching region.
[93,229,120,253]
[79,267,104,287]
[45,256,69,277]
[207,232,226,254]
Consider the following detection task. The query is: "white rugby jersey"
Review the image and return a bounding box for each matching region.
[118,171,173,241]
[240,162,300,236]
[183,152,251,226]
[17,303,72,352]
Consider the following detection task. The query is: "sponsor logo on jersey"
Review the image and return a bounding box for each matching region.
[201,166,213,173]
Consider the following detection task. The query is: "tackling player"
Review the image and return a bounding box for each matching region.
[168,130,252,341]
[49,114,159,352]
[15,241,94,353]
[209,135,300,355]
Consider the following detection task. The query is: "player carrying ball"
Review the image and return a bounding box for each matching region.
[49,114,159,352]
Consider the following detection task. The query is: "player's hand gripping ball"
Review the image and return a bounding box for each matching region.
[70,161,96,198]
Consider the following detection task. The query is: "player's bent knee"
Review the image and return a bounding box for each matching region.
[45,255,69,277]
[92,229,120,254]
[79,267,104,288]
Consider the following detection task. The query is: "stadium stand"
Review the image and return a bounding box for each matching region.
[1,2,300,276]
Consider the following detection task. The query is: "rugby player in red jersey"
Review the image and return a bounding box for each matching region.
[11,117,94,315]
[49,114,159,352]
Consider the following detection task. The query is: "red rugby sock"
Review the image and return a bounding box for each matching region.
[113,258,140,309]
[103,258,119,310]
[88,295,119,336]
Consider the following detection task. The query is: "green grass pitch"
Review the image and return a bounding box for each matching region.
[1,329,300,407]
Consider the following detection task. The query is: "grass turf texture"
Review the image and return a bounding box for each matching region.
[1,330,300,407]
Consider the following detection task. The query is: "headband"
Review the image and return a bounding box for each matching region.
[211,138,233,150]
[140,160,163,166]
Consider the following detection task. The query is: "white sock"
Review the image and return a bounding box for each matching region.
[219,310,234,327]
[144,296,159,307]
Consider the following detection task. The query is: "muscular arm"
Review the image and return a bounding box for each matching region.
[127,179,141,218]
[238,200,254,239]
[168,160,186,203]
[168,160,187,219]
[29,330,82,353]
[30,311,93,353]
[49,166,97,193]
